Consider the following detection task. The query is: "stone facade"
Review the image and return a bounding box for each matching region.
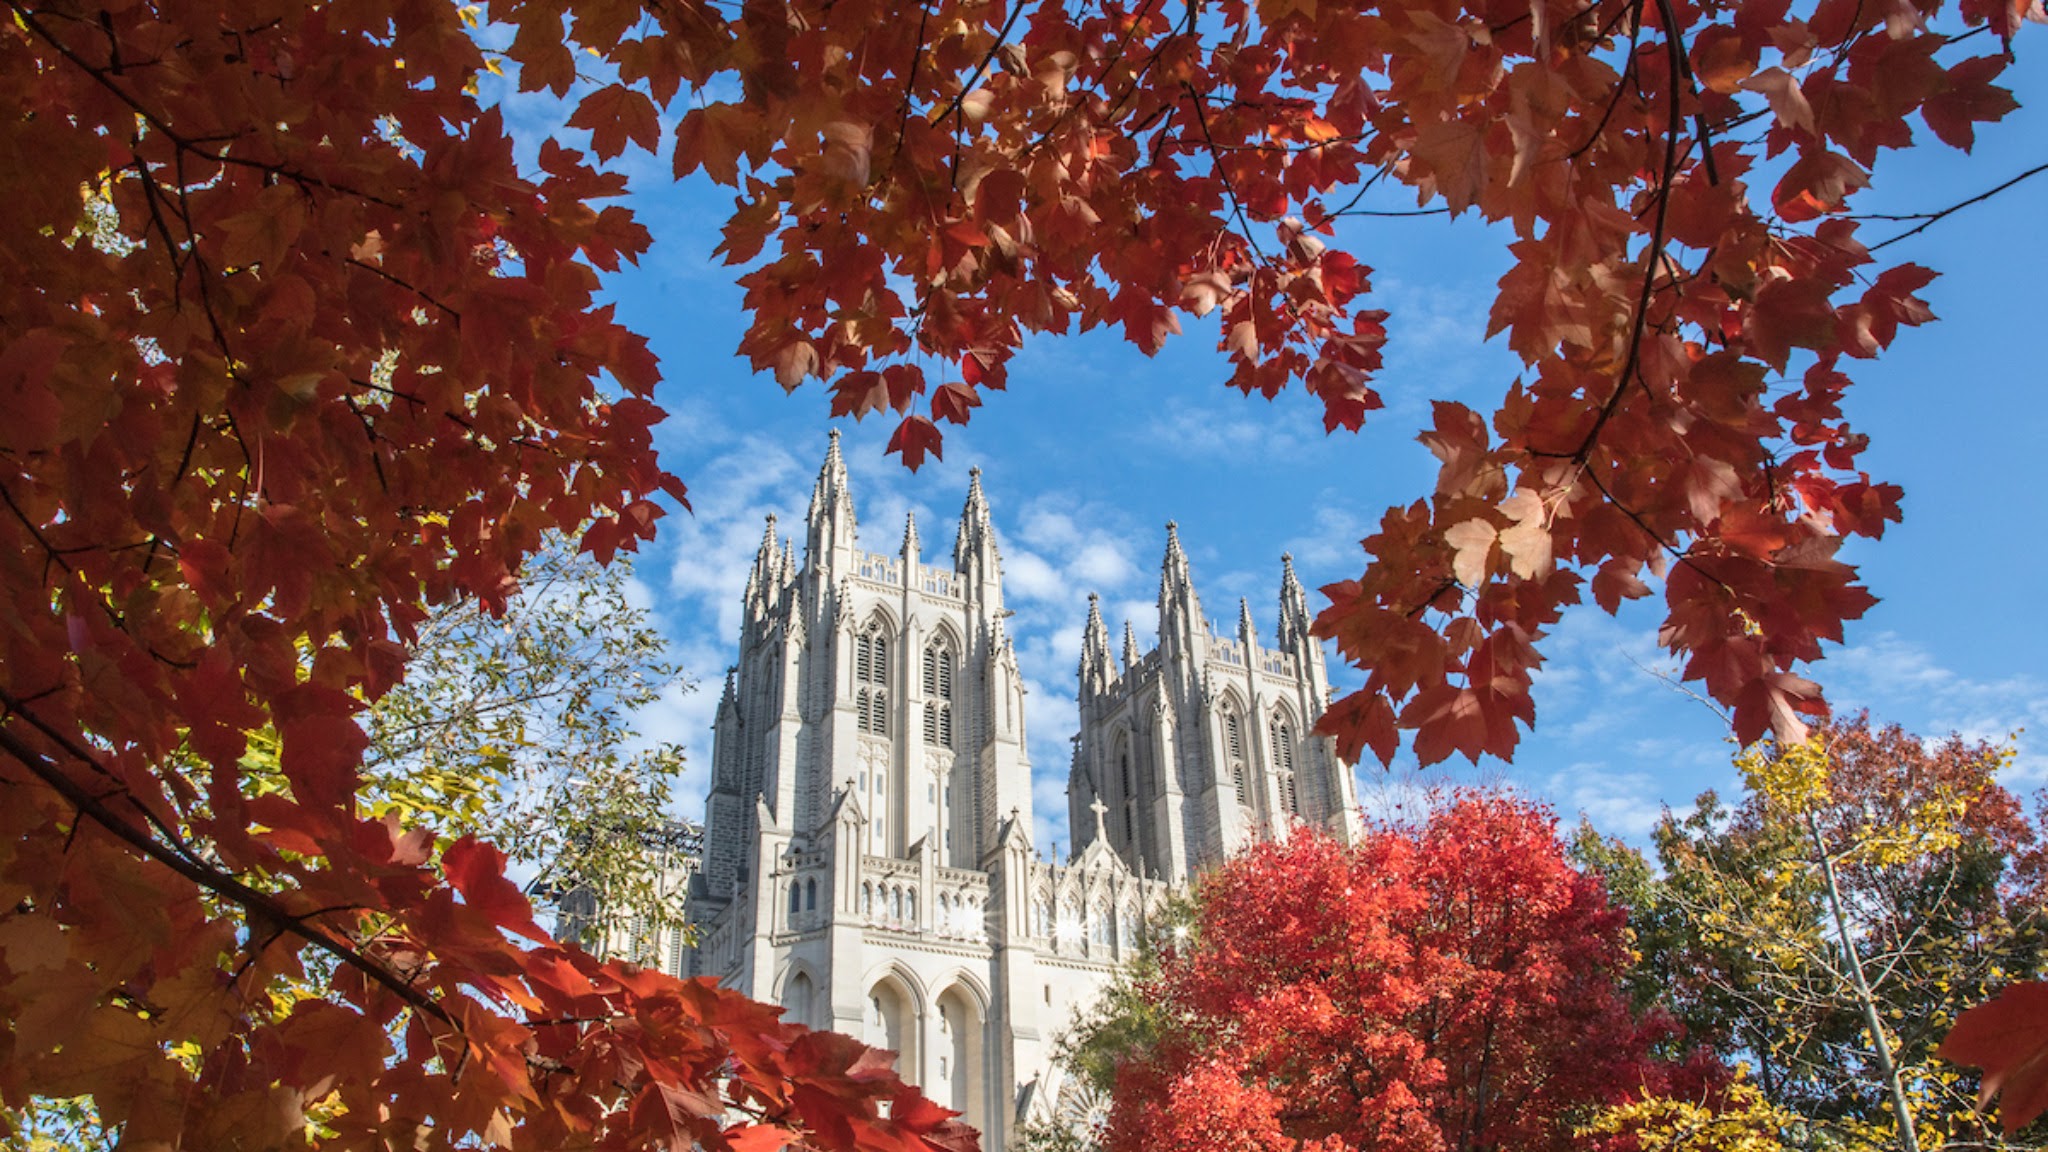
[683,434,1360,1148]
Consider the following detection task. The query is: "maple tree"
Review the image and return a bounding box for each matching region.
[1093,793,1711,1152]
[652,0,2030,768]
[1940,795,2048,1136]
[1576,715,2047,1149]
[4,0,2041,1141]
[0,0,972,1147]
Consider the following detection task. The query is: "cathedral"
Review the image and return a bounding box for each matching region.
[683,433,1361,1148]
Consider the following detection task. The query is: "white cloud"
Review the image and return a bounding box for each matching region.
[1541,763,1669,841]
[1023,674,1081,854]
[1140,408,1307,458]
[1070,541,1137,590]
[1110,598,1157,647]
[1004,550,1065,603]
[1370,273,1516,417]
[1282,505,1371,572]
[1824,632,2048,786]
[1030,768,1074,860]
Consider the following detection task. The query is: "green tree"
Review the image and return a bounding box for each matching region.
[1015,894,1197,1152]
[360,536,694,947]
[1580,716,2047,1151]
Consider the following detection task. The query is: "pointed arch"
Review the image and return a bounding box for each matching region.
[862,962,926,1076]
[1270,703,1300,817]
[1112,726,1139,854]
[921,629,957,748]
[855,610,892,736]
[932,975,989,1134]
[923,617,966,657]
[775,960,824,1030]
[1218,694,1250,807]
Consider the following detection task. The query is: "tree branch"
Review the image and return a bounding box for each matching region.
[1865,159,2048,252]
[0,701,457,1031]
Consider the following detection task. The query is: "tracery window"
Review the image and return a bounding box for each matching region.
[921,639,955,747]
[856,622,889,735]
[1223,707,1250,806]
[1272,717,1299,815]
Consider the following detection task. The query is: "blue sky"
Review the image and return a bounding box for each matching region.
[488,43,2048,852]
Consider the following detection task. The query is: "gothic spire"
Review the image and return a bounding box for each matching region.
[953,467,1004,610]
[1161,520,1190,590]
[901,509,920,561]
[965,465,989,521]
[1122,619,1141,673]
[1157,521,1203,651]
[1080,592,1114,697]
[1278,551,1312,651]
[954,466,995,562]
[746,513,778,598]
[1238,596,1257,647]
[806,429,857,557]
[715,665,738,720]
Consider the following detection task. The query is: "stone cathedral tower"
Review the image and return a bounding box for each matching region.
[1069,526,1364,878]
[684,437,1356,1149]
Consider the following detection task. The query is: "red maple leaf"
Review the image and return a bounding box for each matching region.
[1940,982,2048,1134]
[886,415,944,471]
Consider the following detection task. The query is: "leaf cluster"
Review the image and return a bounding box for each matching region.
[0,0,969,1144]
[1576,715,2048,1150]
[1089,792,1705,1152]
[359,537,694,944]
[2,0,2039,1139]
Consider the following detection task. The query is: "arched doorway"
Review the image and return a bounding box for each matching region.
[933,982,987,1135]
[866,973,920,1076]
[783,969,816,1030]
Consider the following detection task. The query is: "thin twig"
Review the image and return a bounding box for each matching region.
[1558,0,1685,463]
[885,0,933,175]
[928,0,1026,128]
[1866,160,2048,251]
[1182,82,1267,262]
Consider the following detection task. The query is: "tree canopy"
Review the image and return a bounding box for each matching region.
[1576,716,2048,1149]
[1097,794,1714,1152]
[359,536,694,946]
[2,0,2041,1143]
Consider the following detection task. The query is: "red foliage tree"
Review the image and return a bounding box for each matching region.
[0,0,969,1147]
[1105,794,1706,1152]
[648,0,2032,766]
[2,0,2038,1140]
